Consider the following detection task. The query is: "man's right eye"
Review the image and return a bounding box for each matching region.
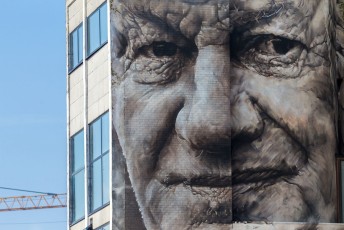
[132,39,197,84]
[138,41,179,58]
[131,41,185,85]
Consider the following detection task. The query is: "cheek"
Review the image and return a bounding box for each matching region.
[116,78,186,174]
[239,67,336,147]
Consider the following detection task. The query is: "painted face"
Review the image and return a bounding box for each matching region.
[112,0,337,229]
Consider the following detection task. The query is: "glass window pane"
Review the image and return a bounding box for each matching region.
[90,119,102,160]
[69,24,83,70]
[88,11,100,55]
[102,224,110,230]
[72,131,84,172]
[73,170,85,221]
[102,112,109,153]
[71,30,78,69]
[100,4,108,45]
[102,153,109,204]
[91,159,102,211]
[78,25,83,63]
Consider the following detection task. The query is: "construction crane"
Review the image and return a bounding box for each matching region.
[0,187,66,212]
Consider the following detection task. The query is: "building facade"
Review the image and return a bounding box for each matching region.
[66,0,111,229]
[67,0,344,229]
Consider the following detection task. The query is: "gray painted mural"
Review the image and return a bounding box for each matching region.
[110,0,344,229]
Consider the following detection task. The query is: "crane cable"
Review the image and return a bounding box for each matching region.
[0,186,58,195]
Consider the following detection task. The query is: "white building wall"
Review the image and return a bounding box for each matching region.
[68,0,83,32]
[69,68,84,136]
[89,205,111,228]
[87,44,109,123]
[86,0,106,16]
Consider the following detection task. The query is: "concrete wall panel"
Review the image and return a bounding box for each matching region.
[89,205,111,229]
[68,0,83,32]
[87,0,106,17]
[87,45,109,122]
[70,219,85,230]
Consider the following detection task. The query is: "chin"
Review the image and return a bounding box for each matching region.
[136,180,232,230]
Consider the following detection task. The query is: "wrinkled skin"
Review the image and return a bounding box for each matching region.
[111,0,337,229]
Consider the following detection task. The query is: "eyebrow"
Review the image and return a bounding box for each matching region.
[229,2,288,28]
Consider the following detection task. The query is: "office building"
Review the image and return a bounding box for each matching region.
[66,0,111,229]
[66,0,344,229]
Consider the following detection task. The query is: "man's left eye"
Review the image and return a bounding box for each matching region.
[255,36,298,55]
[152,41,178,57]
[233,34,303,58]
[231,34,306,78]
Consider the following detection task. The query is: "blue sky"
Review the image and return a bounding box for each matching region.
[0,1,66,229]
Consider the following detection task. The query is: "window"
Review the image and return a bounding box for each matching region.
[89,112,109,212]
[69,24,83,71]
[87,2,108,56]
[70,130,85,223]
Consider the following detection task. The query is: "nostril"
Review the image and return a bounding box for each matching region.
[201,144,231,155]
[175,100,231,152]
[231,119,265,143]
[176,124,231,153]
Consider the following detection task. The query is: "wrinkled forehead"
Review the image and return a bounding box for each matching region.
[114,0,229,44]
[114,0,330,45]
[116,0,229,25]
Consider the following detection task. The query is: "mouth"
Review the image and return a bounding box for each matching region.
[232,166,299,186]
[158,174,232,201]
[159,174,231,187]
[158,168,299,205]
[159,166,298,189]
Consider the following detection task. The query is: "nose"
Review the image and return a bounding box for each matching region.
[176,44,264,151]
[175,45,231,151]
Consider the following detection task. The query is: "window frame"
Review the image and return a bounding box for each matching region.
[86,2,108,58]
[68,23,83,73]
[88,112,110,214]
[70,129,85,225]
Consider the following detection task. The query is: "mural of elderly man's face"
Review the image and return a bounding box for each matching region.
[112,0,339,228]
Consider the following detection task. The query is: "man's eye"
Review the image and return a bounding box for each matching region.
[233,34,301,57]
[137,41,179,58]
[231,34,306,78]
[152,41,178,57]
[132,41,185,84]
[255,36,297,55]
[270,38,296,54]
